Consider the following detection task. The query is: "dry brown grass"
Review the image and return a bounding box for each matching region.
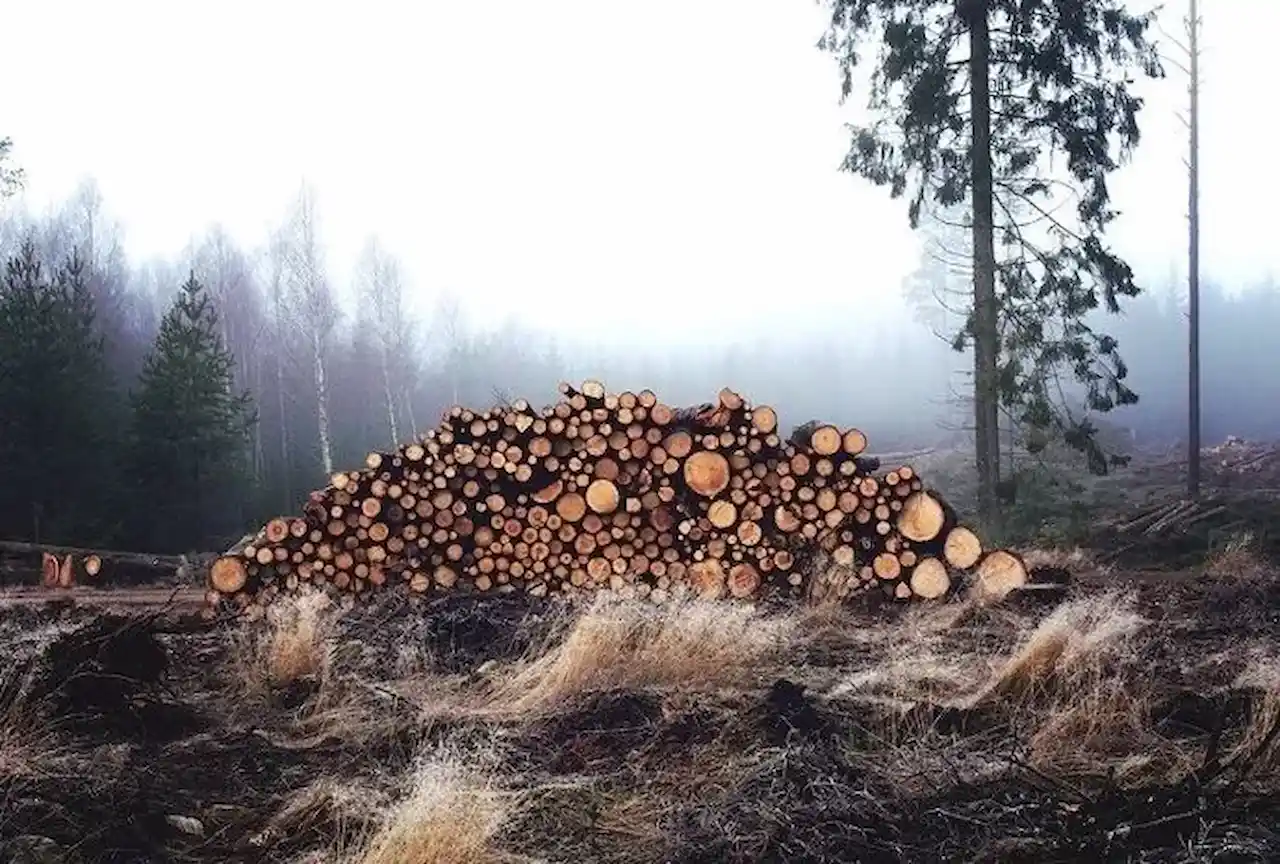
[343,747,514,864]
[0,695,58,782]
[485,595,792,714]
[967,592,1198,782]
[1204,531,1270,580]
[1226,654,1280,784]
[230,591,339,701]
[974,592,1145,702]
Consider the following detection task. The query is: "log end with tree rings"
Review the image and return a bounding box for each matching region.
[972,550,1029,602]
[210,556,249,594]
[810,424,842,456]
[728,563,761,598]
[751,405,778,434]
[585,479,620,514]
[555,492,587,523]
[684,450,731,497]
[842,427,868,456]
[943,526,983,570]
[708,499,738,529]
[908,557,950,599]
[897,491,946,543]
[688,559,726,599]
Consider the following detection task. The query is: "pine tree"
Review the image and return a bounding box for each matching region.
[0,241,117,543]
[129,272,255,552]
[817,0,1163,523]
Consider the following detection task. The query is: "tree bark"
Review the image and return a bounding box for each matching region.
[1187,0,1201,499]
[313,329,335,477]
[380,342,400,448]
[966,0,1002,527]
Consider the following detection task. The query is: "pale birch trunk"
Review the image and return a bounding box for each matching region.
[312,328,334,476]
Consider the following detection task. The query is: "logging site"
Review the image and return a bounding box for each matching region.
[3,0,1280,862]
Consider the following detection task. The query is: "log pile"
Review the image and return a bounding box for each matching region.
[207,382,1028,618]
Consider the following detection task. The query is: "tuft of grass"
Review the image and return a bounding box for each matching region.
[0,683,60,782]
[487,596,792,714]
[974,592,1145,703]
[1225,655,1280,786]
[1204,531,1269,580]
[230,590,339,702]
[968,592,1193,782]
[345,748,512,864]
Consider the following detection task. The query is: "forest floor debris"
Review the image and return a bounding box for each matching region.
[2,545,1280,863]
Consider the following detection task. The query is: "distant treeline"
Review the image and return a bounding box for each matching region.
[0,180,1275,552]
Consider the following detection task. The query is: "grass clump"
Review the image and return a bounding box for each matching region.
[488,596,792,714]
[230,591,339,702]
[345,748,512,864]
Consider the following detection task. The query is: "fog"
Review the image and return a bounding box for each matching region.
[1,0,1278,530]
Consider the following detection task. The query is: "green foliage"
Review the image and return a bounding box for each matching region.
[0,241,118,543]
[129,272,256,552]
[818,0,1163,473]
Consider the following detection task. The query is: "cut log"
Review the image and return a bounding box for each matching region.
[972,550,1029,602]
[585,479,621,514]
[942,526,983,570]
[210,556,249,594]
[728,563,761,598]
[810,425,842,456]
[896,492,947,543]
[908,557,950,599]
[688,559,726,599]
[684,451,731,497]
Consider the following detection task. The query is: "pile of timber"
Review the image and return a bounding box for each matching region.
[207,382,1028,618]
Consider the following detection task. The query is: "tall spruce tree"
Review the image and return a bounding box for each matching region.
[129,272,255,552]
[0,242,116,543]
[817,0,1163,524]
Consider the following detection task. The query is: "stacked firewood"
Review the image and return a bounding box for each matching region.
[207,382,1027,618]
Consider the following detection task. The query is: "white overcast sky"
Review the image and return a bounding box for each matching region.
[1,0,1276,345]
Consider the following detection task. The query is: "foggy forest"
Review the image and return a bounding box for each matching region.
[1,175,1275,555]
[0,1,1276,559]
[6,3,1280,864]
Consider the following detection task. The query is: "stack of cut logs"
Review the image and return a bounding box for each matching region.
[207,382,1028,618]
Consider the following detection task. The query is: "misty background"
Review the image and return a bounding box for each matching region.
[0,0,1276,552]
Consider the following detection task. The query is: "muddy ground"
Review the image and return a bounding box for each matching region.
[0,551,1277,864]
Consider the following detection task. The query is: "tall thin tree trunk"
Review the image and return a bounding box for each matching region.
[966,0,1001,526]
[252,349,265,483]
[1187,0,1202,499]
[313,330,334,476]
[402,388,419,439]
[379,344,400,447]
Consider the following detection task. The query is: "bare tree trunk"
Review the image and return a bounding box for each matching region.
[1187,0,1202,499]
[966,0,1002,527]
[402,387,419,439]
[312,329,334,477]
[252,350,265,483]
[379,344,400,448]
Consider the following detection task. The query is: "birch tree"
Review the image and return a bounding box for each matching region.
[354,236,412,448]
[281,183,339,477]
